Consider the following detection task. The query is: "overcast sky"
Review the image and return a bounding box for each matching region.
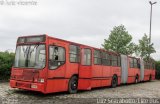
[0,0,159,60]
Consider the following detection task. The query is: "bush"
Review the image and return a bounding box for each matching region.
[0,51,15,80]
[155,61,160,79]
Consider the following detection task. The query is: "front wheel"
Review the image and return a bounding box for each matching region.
[68,76,78,94]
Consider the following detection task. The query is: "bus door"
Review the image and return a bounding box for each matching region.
[78,47,92,90]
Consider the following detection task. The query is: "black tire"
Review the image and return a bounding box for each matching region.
[68,76,78,94]
[135,75,139,84]
[111,75,118,88]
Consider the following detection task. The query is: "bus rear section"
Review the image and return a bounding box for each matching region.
[143,61,156,81]
[120,57,155,83]
[151,62,156,80]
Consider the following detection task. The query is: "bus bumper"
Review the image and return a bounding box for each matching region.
[10,80,46,93]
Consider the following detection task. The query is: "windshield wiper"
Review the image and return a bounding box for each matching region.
[26,45,40,67]
[25,45,31,67]
[23,46,29,58]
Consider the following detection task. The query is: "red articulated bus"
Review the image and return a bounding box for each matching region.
[10,35,155,94]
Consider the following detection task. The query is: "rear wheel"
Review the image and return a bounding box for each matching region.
[111,75,118,88]
[68,76,78,94]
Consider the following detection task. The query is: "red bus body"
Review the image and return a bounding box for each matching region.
[10,35,156,94]
[127,57,140,83]
[143,61,156,81]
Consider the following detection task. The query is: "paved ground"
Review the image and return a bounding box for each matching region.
[0,80,160,104]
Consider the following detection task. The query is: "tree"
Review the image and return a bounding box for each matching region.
[155,61,160,79]
[137,34,156,59]
[102,25,136,55]
[0,51,15,80]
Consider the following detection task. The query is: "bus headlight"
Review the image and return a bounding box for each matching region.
[38,78,45,83]
[34,78,45,83]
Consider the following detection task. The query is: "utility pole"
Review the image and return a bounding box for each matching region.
[148,1,157,58]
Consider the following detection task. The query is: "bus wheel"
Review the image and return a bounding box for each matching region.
[135,75,139,84]
[68,76,78,94]
[111,75,117,88]
[149,75,152,81]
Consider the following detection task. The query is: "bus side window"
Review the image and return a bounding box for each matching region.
[49,46,65,69]
[102,52,110,66]
[134,59,138,68]
[94,50,101,65]
[111,55,118,66]
[81,49,91,65]
[69,45,80,63]
[129,58,134,68]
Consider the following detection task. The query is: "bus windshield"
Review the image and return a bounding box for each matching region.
[14,44,46,69]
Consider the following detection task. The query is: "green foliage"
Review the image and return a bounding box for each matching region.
[155,61,160,79]
[102,25,136,55]
[0,51,15,80]
[155,61,160,71]
[136,34,156,59]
